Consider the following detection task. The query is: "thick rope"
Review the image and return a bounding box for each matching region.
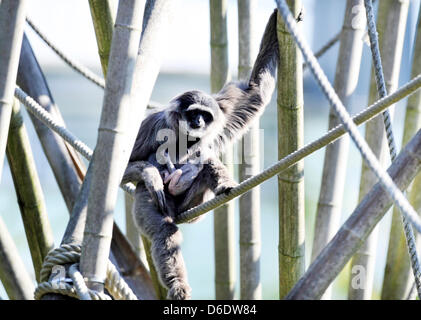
[14,86,136,196]
[25,17,162,109]
[176,73,421,223]
[34,244,137,300]
[68,263,92,300]
[364,0,421,298]
[14,74,421,223]
[273,0,421,236]
[26,17,106,89]
[303,31,341,70]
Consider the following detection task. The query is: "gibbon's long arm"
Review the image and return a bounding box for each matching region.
[214,9,279,148]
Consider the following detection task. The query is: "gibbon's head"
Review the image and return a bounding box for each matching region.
[166,90,225,139]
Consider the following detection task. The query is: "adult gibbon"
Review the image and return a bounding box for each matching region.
[122,9,279,299]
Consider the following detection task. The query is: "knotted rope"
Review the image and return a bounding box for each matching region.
[34,244,137,300]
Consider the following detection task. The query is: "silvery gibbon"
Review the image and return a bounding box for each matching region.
[122,9,279,300]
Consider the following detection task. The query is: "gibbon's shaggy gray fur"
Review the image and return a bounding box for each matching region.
[122,9,279,300]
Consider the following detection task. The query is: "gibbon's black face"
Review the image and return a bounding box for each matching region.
[173,90,222,138]
[184,109,213,129]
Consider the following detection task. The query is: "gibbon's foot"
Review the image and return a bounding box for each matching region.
[167,281,192,300]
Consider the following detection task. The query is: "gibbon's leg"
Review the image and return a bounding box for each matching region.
[133,182,192,300]
[122,160,167,215]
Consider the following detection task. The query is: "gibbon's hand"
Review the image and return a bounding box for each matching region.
[164,164,201,196]
[214,180,238,196]
[141,165,168,215]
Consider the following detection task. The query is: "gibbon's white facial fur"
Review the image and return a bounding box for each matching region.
[165,93,226,143]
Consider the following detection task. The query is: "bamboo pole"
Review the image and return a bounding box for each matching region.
[286,128,421,300]
[237,0,261,300]
[80,0,146,292]
[210,0,235,300]
[349,0,409,300]
[88,0,115,76]
[0,0,27,183]
[0,217,35,300]
[19,23,155,300]
[381,0,418,300]
[277,1,305,299]
[310,0,366,299]
[68,0,173,299]
[6,99,54,282]
[89,0,147,271]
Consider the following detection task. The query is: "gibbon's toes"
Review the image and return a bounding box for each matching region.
[167,282,192,300]
[151,189,167,215]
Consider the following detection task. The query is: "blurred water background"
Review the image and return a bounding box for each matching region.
[1,0,421,299]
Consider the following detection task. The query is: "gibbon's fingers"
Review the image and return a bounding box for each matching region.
[164,168,182,184]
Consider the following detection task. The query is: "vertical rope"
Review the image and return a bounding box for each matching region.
[364,0,421,298]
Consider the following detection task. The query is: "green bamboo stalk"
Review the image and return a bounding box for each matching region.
[210,0,235,300]
[237,0,261,300]
[0,0,28,183]
[277,0,305,299]
[286,128,421,300]
[311,0,366,299]
[6,99,54,282]
[0,216,34,300]
[381,0,418,300]
[80,0,146,292]
[88,0,115,76]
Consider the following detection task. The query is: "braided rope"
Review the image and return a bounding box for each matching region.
[273,0,421,235]
[14,86,136,195]
[25,17,162,109]
[175,73,421,223]
[34,244,137,300]
[69,263,92,300]
[364,0,421,298]
[303,31,341,70]
[39,243,80,282]
[105,262,138,300]
[15,70,421,222]
[13,52,421,225]
[26,17,106,89]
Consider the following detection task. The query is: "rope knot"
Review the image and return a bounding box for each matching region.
[34,244,137,300]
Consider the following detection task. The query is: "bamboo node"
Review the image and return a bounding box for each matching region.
[114,22,142,32]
